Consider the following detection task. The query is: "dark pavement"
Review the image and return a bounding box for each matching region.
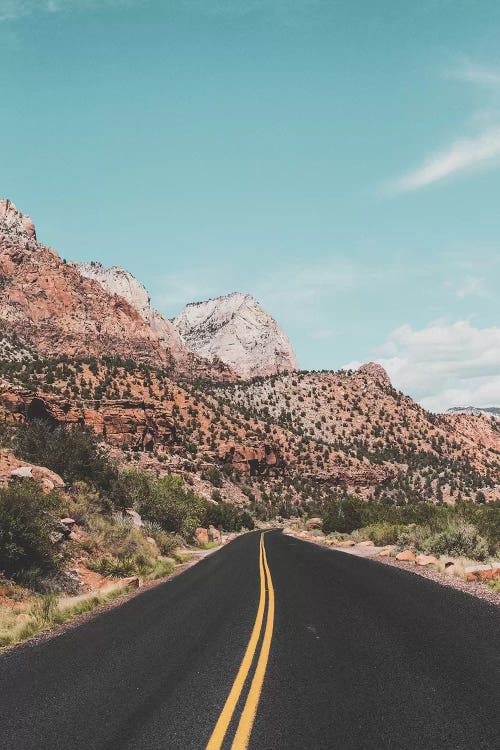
[0,530,499,749]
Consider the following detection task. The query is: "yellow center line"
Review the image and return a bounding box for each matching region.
[205,534,267,750]
[230,533,275,750]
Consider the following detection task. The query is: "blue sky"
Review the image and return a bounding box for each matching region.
[1,0,500,410]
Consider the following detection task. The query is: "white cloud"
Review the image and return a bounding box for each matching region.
[447,61,500,88]
[392,127,500,192]
[345,321,500,412]
[455,277,485,299]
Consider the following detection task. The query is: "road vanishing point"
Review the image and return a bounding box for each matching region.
[0,530,499,749]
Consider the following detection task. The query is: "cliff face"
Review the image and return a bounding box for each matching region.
[0,200,235,382]
[76,262,186,357]
[173,293,299,379]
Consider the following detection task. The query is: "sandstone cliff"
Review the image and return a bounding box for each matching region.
[173,292,298,378]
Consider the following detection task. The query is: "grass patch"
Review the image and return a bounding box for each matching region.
[0,584,133,651]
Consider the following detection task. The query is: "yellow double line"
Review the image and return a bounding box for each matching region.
[206,533,275,750]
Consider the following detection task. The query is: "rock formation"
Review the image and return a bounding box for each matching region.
[76,262,185,357]
[173,292,298,378]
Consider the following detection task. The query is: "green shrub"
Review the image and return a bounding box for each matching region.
[424,521,489,560]
[142,521,178,556]
[353,522,408,546]
[202,503,255,532]
[322,496,366,534]
[397,520,489,560]
[0,482,64,582]
[16,420,117,490]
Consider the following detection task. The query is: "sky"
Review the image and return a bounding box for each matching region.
[1,0,500,411]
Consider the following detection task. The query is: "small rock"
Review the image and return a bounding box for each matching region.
[415,554,438,567]
[358,540,375,547]
[337,540,356,548]
[396,550,416,562]
[60,517,76,527]
[379,548,392,557]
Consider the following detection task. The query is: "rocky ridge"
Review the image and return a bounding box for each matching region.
[0,200,233,382]
[76,262,186,358]
[173,292,298,378]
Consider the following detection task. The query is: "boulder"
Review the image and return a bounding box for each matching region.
[379,548,392,557]
[466,566,500,582]
[396,550,416,562]
[124,508,144,529]
[337,539,356,548]
[195,527,209,545]
[208,524,221,543]
[415,554,438,567]
[358,540,375,547]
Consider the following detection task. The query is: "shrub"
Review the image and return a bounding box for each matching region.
[142,521,178,556]
[16,420,117,490]
[202,503,255,532]
[397,520,489,560]
[322,496,366,534]
[353,522,408,546]
[424,521,489,560]
[0,481,64,582]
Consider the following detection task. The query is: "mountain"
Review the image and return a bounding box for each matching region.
[0,200,233,382]
[76,262,185,357]
[447,406,500,420]
[173,292,298,378]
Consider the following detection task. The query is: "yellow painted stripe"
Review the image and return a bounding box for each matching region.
[205,534,266,750]
[231,533,275,750]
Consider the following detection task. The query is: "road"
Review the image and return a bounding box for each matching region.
[0,530,499,749]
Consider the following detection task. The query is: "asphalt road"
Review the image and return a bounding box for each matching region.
[0,530,499,749]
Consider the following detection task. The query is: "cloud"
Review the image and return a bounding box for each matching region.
[455,277,485,299]
[447,60,500,88]
[345,321,500,412]
[392,127,500,192]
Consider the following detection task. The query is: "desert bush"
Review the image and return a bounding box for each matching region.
[142,521,178,556]
[397,520,489,560]
[202,503,255,532]
[353,522,408,546]
[322,496,366,534]
[0,481,64,582]
[16,420,117,490]
[423,521,489,560]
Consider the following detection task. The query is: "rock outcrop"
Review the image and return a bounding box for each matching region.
[0,384,177,452]
[173,292,298,378]
[76,262,185,357]
[0,199,36,242]
[357,362,392,387]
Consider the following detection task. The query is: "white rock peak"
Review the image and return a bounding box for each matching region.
[172,292,298,378]
[0,199,36,241]
[76,262,184,355]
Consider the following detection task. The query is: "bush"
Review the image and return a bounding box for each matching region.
[424,521,489,560]
[322,496,366,534]
[353,523,408,546]
[202,503,255,532]
[0,481,64,582]
[143,521,178,556]
[397,520,490,560]
[16,421,117,491]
